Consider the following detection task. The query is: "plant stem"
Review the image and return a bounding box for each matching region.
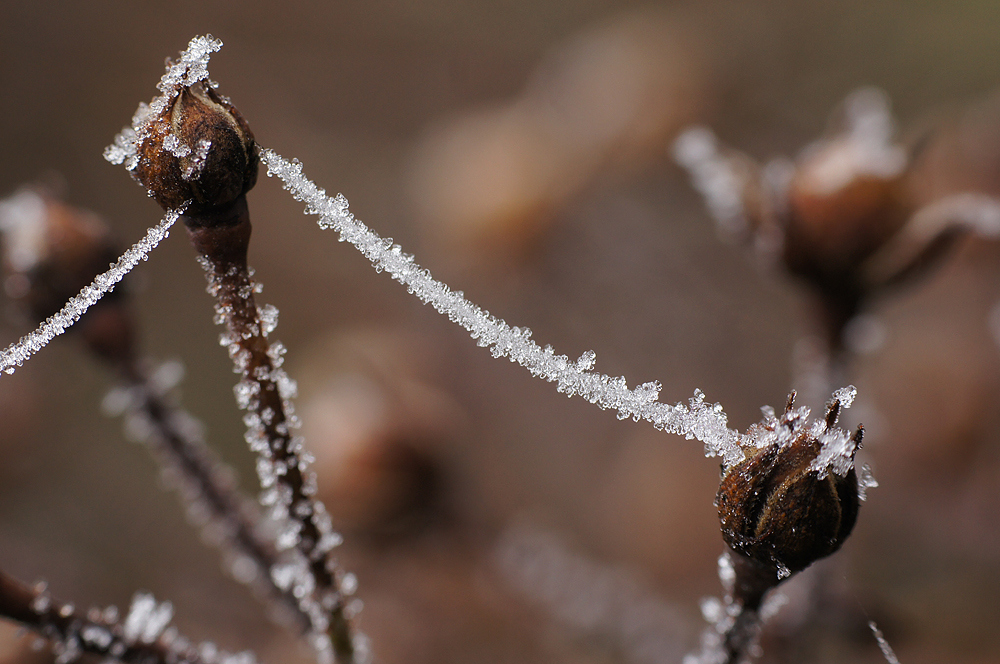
[116,362,311,634]
[184,194,356,664]
[0,568,229,664]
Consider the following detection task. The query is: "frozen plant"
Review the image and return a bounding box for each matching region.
[0,35,882,664]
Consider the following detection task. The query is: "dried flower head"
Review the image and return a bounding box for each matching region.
[129,81,258,215]
[717,389,863,578]
[106,37,257,218]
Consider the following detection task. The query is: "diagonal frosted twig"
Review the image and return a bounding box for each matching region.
[0,211,179,375]
[260,149,745,467]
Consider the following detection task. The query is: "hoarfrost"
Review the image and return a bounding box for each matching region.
[258,303,279,335]
[105,35,223,172]
[858,463,879,501]
[340,572,358,596]
[80,625,113,649]
[0,210,179,375]
[672,126,750,237]
[122,592,173,644]
[716,553,735,594]
[260,148,745,465]
[0,189,49,272]
[830,385,857,410]
[869,620,901,664]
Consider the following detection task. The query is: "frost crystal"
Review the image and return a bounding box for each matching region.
[260,149,745,463]
[0,210,179,375]
[858,463,879,501]
[123,592,173,644]
[673,126,750,237]
[869,620,901,664]
[0,189,49,272]
[104,35,223,171]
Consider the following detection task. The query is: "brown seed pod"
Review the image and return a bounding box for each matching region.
[131,81,258,216]
[717,392,862,578]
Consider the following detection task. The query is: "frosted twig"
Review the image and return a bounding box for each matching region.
[862,192,1000,285]
[869,620,901,664]
[259,149,746,468]
[673,126,755,238]
[184,206,364,664]
[0,567,258,664]
[105,364,310,634]
[103,34,363,664]
[496,522,691,664]
[0,210,179,375]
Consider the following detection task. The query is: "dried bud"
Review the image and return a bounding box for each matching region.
[131,81,258,216]
[717,392,862,578]
[784,136,909,290]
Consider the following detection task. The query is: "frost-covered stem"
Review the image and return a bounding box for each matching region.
[259,149,746,468]
[0,568,228,664]
[115,365,310,634]
[0,210,179,375]
[869,620,901,664]
[185,195,355,664]
[721,553,775,664]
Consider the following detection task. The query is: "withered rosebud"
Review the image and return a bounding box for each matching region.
[131,81,258,215]
[717,390,862,578]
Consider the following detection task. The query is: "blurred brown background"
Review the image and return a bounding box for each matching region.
[4,1,1000,663]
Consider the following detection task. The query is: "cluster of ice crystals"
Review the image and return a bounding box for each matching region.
[673,127,750,237]
[496,522,692,664]
[830,385,857,410]
[258,304,279,335]
[857,463,879,501]
[685,554,789,664]
[799,87,906,196]
[810,426,857,478]
[30,582,51,614]
[123,593,174,644]
[0,188,49,272]
[104,35,222,171]
[183,139,213,180]
[260,148,745,463]
[746,386,865,478]
[869,620,901,664]
[0,210,179,375]
[716,553,735,594]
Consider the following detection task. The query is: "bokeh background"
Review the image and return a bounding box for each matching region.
[4,1,1000,663]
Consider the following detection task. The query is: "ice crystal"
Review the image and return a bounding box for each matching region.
[123,593,173,644]
[0,189,49,272]
[260,149,745,464]
[869,620,901,664]
[858,463,879,501]
[672,127,750,237]
[104,35,223,172]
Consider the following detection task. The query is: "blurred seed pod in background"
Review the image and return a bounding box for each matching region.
[408,7,711,263]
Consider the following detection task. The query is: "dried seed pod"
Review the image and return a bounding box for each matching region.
[717,392,862,578]
[131,81,258,216]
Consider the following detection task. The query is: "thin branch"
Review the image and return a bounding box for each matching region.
[107,363,311,634]
[185,198,362,664]
[0,567,257,664]
[259,149,746,468]
[0,210,179,375]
